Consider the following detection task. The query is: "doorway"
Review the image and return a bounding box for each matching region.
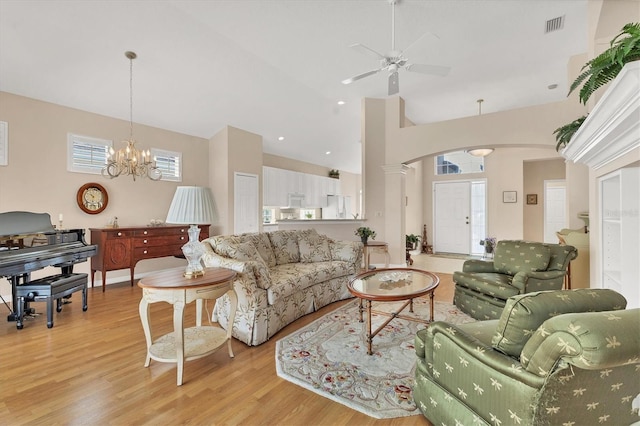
[544,180,567,243]
[234,172,259,234]
[433,180,487,255]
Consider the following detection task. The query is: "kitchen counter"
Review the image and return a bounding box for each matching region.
[275,219,365,241]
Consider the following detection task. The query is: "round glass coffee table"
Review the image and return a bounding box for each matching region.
[348,267,439,355]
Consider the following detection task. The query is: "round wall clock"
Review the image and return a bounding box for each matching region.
[77,182,108,214]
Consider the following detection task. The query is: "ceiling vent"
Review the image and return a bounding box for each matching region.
[545,16,565,33]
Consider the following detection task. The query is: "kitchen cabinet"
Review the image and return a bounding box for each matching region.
[263,166,341,208]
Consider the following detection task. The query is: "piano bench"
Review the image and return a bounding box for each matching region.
[15,273,88,329]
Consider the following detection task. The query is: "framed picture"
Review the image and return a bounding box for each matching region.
[503,191,517,203]
[527,194,538,205]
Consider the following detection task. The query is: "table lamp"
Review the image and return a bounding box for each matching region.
[165,186,216,278]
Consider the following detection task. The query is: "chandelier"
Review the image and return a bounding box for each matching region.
[102,51,161,181]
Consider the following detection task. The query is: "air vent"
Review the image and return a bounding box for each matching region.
[545,15,565,33]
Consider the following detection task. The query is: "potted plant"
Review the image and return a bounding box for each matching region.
[328,169,340,179]
[355,227,376,244]
[555,22,640,150]
[406,234,421,250]
[480,237,497,254]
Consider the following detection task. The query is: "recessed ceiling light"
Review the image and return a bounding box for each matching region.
[278,136,284,141]
[337,100,345,105]
[326,151,331,155]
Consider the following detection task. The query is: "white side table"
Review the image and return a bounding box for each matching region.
[138,267,237,386]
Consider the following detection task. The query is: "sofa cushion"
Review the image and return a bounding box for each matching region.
[239,232,277,268]
[268,230,301,265]
[493,240,551,275]
[453,271,520,300]
[492,289,628,359]
[298,232,332,263]
[267,261,352,304]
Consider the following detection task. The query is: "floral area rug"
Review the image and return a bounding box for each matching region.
[275,297,475,419]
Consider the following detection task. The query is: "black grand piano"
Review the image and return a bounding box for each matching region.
[0,211,97,329]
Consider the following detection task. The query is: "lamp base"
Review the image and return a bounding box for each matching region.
[183,269,205,279]
[181,224,206,279]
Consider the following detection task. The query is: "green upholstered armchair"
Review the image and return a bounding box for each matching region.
[453,240,577,320]
[415,289,639,426]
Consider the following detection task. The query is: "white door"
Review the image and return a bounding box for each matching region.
[544,180,567,243]
[234,172,259,234]
[434,181,471,254]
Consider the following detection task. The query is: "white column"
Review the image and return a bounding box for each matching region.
[382,163,409,265]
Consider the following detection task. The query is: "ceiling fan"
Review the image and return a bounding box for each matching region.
[341,0,451,96]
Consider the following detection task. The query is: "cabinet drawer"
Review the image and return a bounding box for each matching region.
[133,235,188,248]
[133,227,189,237]
[134,245,182,259]
[103,230,130,239]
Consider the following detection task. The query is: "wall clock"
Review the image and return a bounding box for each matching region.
[77,183,108,214]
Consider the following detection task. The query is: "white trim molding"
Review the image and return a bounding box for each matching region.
[562,61,640,169]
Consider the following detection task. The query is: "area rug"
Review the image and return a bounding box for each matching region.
[275,298,475,419]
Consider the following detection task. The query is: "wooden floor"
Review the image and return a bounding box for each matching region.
[0,260,454,425]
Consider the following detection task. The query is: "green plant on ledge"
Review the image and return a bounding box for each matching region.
[554,22,640,150]
[328,169,340,179]
[355,227,376,243]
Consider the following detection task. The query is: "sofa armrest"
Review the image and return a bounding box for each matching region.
[521,309,640,376]
[462,259,496,273]
[511,270,566,292]
[418,321,545,389]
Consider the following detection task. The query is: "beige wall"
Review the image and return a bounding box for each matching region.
[0,91,210,291]
[523,159,566,241]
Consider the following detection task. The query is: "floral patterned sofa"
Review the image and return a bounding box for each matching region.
[201,229,362,346]
[454,240,578,320]
[415,288,640,425]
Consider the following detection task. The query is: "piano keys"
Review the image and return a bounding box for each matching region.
[0,211,97,329]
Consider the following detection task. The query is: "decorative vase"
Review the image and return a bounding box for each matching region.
[361,236,368,245]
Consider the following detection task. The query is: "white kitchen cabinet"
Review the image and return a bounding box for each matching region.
[263,166,342,208]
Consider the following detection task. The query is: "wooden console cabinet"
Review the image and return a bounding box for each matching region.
[90,225,210,292]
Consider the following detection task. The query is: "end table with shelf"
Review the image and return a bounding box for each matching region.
[137,267,237,386]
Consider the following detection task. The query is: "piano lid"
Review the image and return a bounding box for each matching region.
[0,211,56,238]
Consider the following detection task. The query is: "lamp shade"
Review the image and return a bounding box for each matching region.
[165,186,217,224]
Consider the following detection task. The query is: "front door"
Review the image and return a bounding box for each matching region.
[434,181,471,254]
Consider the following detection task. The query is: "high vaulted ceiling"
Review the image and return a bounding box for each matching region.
[0,0,589,173]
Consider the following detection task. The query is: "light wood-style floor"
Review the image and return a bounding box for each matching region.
[0,254,459,425]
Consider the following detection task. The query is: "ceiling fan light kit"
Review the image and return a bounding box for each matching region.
[341,0,451,95]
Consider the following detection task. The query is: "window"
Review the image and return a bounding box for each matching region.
[67,133,112,174]
[151,148,182,182]
[435,151,485,175]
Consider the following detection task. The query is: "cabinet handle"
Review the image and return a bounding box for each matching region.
[117,232,122,236]
[180,236,185,240]
[143,239,148,244]
[144,230,148,235]
[181,229,185,233]
[143,250,148,254]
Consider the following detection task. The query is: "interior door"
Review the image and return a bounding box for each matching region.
[544,180,567,243]
[434,181,471,254]
[234,172,259,234]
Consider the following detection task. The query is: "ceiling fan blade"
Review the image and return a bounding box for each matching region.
[349,43,386,60]
[406,63,451,77]
[341,68,382,85]
[401,32,440,56]
[388,71,399,95]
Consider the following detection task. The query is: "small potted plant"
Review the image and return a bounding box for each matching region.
[406,234,421,250]
[480,237,497,254]
[355,227,376,244]
[328,169,340,179]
